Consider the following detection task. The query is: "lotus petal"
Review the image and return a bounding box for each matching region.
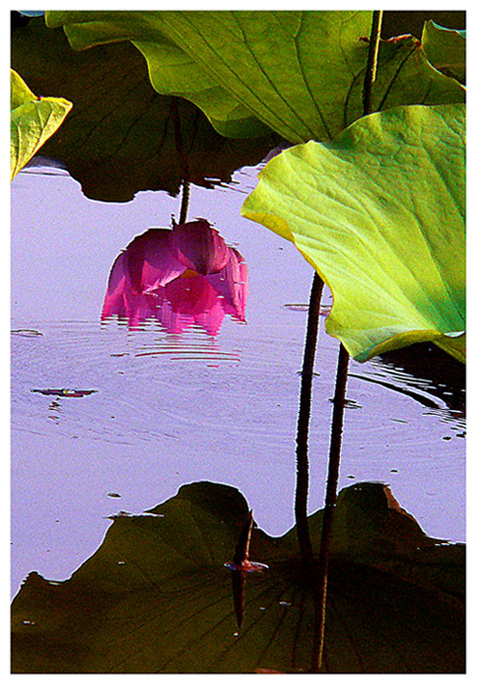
[167,220,231,275]
[125,229,187,292]
[158,276,225,335]
[101,223,247,335]
[206,247,249,321]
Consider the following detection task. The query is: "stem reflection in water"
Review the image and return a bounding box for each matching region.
[294,272,324,566]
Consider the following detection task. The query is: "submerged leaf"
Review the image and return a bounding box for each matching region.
[242,104,465,362]
[45,10,465,144]
[11,481,464,673]
[10,69,72,180]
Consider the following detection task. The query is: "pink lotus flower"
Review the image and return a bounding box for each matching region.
[101,219,248,335]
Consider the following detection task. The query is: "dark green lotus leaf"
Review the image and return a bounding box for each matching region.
[10,69,72,180]
[45,10,465,144]
[422,20,466,84]
[11,17,279,202]
[242,104,465,363]
[11,480,464,673]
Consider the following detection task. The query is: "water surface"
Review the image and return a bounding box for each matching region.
[11,164,465,598]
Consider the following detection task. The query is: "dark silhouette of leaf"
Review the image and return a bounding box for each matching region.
[11,17,280,202]
[11,481,464,673]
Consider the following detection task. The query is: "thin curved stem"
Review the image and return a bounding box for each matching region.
[295,271,324,566]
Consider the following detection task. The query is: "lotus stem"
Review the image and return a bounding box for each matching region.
[362,10,383,116]
[170,96,191,225]
[179,179,190,224]
[310,11,383,671]
[295,271,324,567]
[311,342,350,671]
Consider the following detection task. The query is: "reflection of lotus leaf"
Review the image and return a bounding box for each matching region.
[11,16,279,202]
[102,220,248,335]
[10,69,72,180]
[242,104,465,363]
[11,481,464,673]
[44,10,465,143]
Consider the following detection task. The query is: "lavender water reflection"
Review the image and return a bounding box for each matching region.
[11,166,465,602]
[101,220,248,335]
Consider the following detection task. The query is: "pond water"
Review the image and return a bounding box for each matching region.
[10,162,465,599]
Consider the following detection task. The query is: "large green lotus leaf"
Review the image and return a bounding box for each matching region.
[45,11,465,143]
[11,17,278,203]
[10,69,72,181]
[422,20,466,84]
[242,104,465,363]
[11,481,464,673]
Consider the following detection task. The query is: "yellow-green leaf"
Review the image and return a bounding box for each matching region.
[242,104,465,362]
[10,69,72,180]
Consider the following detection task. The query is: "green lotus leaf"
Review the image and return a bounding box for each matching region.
[10,69,72,180]
[242,104,465,363]
[11,481,464,673]
[11,17,278,203]
[422,20,466,84]
[45,10,465,143]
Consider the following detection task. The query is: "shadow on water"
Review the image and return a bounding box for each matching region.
[377,342,465,416]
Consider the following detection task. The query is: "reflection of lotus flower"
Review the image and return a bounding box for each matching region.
[101,219,248,335]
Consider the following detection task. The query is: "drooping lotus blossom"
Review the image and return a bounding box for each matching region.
[101,219,248,335]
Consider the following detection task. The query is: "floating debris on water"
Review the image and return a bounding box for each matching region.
[283,303,309,312]
[283,303,332,315]
[11,329,43,337]
[224,560,269,573]
[329,397,362,409]
[107,511,164,520]
[31,388,98,398]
